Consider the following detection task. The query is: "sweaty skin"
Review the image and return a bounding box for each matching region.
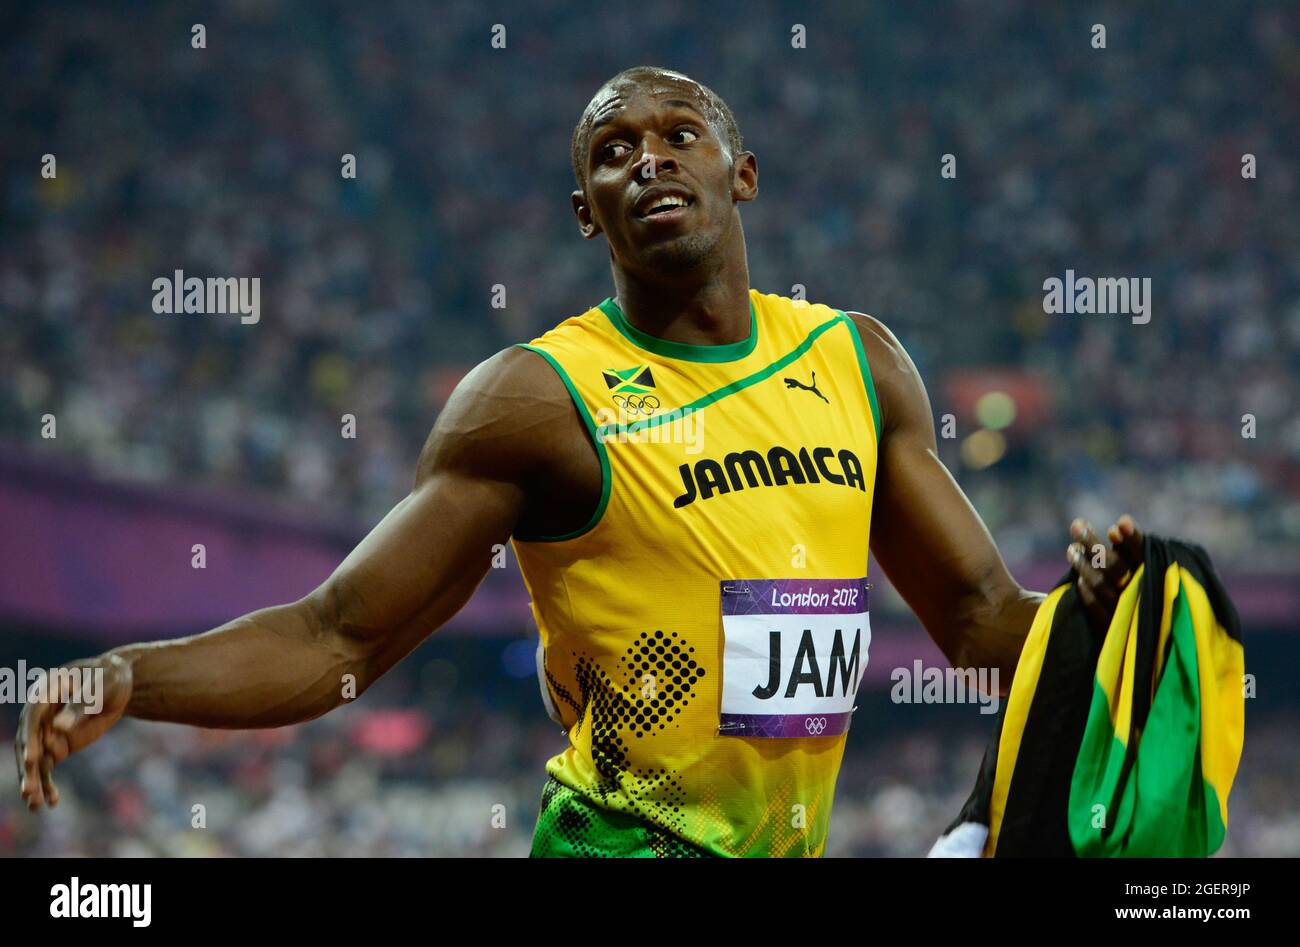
[15,70,1142,811]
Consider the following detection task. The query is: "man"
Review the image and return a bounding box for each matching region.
[15,67,1142,857]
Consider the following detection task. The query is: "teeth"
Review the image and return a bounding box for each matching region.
[646,195,688,214]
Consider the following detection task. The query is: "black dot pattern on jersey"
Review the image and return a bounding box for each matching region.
[618,629,705,738]
[544,667,582,720]
[564,629,706,835]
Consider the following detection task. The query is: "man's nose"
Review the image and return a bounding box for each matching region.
[634,137,678,180]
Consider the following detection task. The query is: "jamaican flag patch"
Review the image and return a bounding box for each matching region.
[603,365,655,395]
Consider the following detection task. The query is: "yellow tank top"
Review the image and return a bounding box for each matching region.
[513,289,881,857]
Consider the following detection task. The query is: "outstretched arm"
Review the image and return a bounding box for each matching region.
[15,345,574,809]
[848,312,1141,681]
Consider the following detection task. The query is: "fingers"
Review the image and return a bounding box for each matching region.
[1067,514,1147,635]
[1068,517,1130,624]
[44,715,72,765]
[16,703,51,810]
[1067,539,1112,629]
[14,659,124,812]
[1107,514,1144,572]
[15,678,78,810]
[1070,518,1108,562]
[39,755,59,808]
[1069,518,1124,589]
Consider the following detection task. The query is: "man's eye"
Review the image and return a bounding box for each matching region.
[671,128,700,144]
[602,142,631,160]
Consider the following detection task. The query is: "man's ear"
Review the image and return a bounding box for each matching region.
[572,190,602,239]
[731,151,758,203]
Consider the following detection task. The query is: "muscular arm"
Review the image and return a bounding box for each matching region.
[848,312,1044,680]
[122,346,578,726]
[17,346,582,807]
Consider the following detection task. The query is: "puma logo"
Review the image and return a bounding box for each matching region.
[783,371,829,404]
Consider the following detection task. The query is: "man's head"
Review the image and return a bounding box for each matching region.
[570,67,757,277]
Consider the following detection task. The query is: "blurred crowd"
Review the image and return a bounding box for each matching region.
[1,1,1297,565]
[3,684,1295,858]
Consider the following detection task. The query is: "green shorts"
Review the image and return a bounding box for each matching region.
[529,777,714,858]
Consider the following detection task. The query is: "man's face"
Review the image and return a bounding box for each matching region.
[573,77,757,275]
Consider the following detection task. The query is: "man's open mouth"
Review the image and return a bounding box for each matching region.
[634,189,696,219]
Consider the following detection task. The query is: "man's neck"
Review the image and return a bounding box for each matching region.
[610,259,752,347]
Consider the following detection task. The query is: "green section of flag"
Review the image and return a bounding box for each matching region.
[1068,583,1226,856]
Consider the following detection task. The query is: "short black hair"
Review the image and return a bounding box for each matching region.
[570,66,743,190]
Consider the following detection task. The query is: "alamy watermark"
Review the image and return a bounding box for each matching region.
[50,877,151,927]
[594,405,705,454]
[1042,269,1150,324]
[152,270,260,324]
[1,662,104,714]
[890,660,1000,715]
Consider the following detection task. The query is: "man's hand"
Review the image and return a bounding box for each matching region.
[15,654,133,811]
[1067,514,1145,633]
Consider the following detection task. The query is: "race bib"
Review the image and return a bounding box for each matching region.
[719,578,870,738]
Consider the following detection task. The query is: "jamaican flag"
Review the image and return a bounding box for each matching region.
[940,535,1244,857]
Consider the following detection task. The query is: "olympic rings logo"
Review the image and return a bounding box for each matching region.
[612,393,661,417]
[804,716,828,735]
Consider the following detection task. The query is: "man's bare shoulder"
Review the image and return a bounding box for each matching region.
[415,345,581,484]
[842,310,912,378]
[841,310,933,440]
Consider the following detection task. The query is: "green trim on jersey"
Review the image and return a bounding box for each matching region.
[598,297,759,363]
[595,313,845,440]
[512,343,612,542]
[835,311,883,445]
[530,778,715,858]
